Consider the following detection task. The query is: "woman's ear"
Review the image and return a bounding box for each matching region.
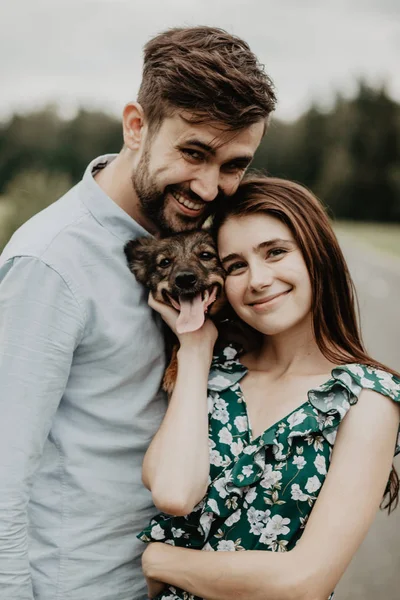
[122,102,146,150]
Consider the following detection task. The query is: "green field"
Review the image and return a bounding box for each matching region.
[334,221,400,258]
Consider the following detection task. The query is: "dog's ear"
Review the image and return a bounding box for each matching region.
[124,236,156,284]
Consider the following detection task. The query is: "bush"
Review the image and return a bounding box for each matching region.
[0,170,71,251]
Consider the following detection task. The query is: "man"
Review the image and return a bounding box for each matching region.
[0,26,276,600]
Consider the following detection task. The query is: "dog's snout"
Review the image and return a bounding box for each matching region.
[175,272,198,290]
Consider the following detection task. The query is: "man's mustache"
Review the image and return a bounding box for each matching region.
[166,184,227,204]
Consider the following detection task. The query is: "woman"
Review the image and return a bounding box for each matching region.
[138,177,400,600]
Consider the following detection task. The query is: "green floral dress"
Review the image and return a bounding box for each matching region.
[138,345,400,600]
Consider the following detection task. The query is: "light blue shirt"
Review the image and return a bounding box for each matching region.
[0,156,167,600]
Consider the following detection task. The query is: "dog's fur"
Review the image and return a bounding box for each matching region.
[124,230,227,394]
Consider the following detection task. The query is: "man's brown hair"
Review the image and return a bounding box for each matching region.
[137,26,276,131]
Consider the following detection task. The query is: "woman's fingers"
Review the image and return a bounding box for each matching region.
[148,292,218,347]
[148,292,180,328]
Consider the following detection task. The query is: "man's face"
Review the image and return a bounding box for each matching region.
[131,114,264,236]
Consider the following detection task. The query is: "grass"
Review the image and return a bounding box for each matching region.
[334,221,400,258]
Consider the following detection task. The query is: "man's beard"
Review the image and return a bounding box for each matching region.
[132,150,222,236]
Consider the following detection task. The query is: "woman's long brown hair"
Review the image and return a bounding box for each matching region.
[212,176,400,513]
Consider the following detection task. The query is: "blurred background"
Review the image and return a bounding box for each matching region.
[0,1,399,597]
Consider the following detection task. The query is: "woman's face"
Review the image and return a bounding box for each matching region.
[218,213,313,337]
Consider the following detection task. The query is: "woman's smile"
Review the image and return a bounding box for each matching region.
[218,213,312,337]
[248,288,293,311]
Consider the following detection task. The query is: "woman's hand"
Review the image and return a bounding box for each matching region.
[148,292,218,353]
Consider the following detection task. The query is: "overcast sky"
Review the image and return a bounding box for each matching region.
[1,0,399,123]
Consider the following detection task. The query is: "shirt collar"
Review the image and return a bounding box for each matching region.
[80,154,151,243]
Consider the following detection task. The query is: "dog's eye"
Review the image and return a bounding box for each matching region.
[158,258,172,268]
[199,252,215,261]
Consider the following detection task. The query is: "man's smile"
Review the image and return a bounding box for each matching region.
[170,189,205,215]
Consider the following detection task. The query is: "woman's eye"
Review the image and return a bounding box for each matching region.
[199,252,215,261]
[158,258,172,268]
[268,248,287,259]
[225,262,246,275]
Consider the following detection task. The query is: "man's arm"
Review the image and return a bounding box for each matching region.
[0,256,85,598]
[143,389,399,600]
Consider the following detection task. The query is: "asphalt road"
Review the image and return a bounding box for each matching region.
[334,234,400,600]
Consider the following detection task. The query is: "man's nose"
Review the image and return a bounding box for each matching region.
[190,167,221,202]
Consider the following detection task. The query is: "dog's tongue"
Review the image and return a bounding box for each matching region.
[176,293,205,334]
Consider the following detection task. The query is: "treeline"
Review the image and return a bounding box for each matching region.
[0,82,399,249]
[253,82,400,222]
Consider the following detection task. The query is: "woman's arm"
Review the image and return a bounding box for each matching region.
[143,388,400,599]
[142,294,218,516]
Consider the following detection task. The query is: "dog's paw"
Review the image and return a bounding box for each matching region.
[162,351,178,396]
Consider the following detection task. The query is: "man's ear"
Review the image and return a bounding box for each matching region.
[122,102,146,150]
[124,236,156,284]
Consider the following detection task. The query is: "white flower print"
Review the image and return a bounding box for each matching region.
[207,498,220,515]
[218,427,233,445]
[287,409,307,429]
[374,369,400,394]
[292,455,306,470]
[214,478,229,499]
[150,524,165,540]
[213,409,230,424]
[214,470,233,499]
[360,376,375,389]
[210,449,224,467]
[217,540,236,551]
[291,484,309,502]
[346,364,365,378]
[260,464,282,489]
[225,509,241,527]
[247,506,270,525]
[208,374,232,388]
[250,520,266,536]
[242,465,254,477]
[243,444,257,455]
[264,515,290,537]
[314,454,327,475]
[247,506,270,535]
[171,527,185,538]
[199,511,214,537]
[244,487,258,505]
[215,397,228,411]
[234,415,248,432]
[259,526,277,545]
[273,442,286,461]
[231,439,244,456]
[223,346,237,360]
[305,475,321,493]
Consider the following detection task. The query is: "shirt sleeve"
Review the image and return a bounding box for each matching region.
[0,256,85,598]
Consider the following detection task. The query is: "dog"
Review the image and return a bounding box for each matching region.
[124,230,226,394]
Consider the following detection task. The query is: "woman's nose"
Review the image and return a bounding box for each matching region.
[248,263,274,291]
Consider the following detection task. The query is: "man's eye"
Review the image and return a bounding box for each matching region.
[181,149,204,161]
[199,251,215,261]
[223,163,246,173]
[158,258,172,268]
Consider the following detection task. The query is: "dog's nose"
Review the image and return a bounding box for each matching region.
[175,272,198,290]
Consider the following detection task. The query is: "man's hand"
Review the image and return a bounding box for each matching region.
[145,574,166,599]
[142,543,167,599]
